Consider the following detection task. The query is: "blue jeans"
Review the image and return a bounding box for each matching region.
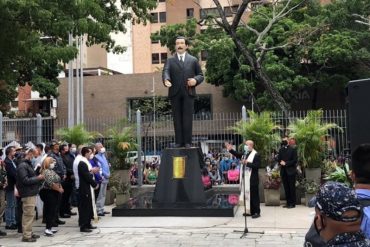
[5,190,17,226]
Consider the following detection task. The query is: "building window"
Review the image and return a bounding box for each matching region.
[160,53,168,63]
[151,38,159,44]
[224,5,239,17]
[200,8,219,19]
[152,53,160,64]
[159,12,166,23]
[151,12,158,23]
[127,95,212,120]
[201,50,208,61]
[186,8,194,18]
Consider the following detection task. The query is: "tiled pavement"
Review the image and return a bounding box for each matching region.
[0,204,313,247]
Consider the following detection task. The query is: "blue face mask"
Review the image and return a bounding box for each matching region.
[31,157,36,166]
[244,145,249,153]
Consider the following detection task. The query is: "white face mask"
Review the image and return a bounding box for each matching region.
[100,147,106,153]
[71,147,77,153]
[50,163,55,169]
[89,154,94,160]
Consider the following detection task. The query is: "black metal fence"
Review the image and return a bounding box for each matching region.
[0,109,349,156]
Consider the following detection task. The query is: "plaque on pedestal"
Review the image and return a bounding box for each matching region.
[153,147,206,205]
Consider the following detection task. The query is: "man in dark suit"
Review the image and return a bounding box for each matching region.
[163,36,204,148]
[277,137,298,208]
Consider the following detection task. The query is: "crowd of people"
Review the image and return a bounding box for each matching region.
[0,141,111,242]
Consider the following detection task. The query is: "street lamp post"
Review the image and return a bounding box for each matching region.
[152,77,156,155]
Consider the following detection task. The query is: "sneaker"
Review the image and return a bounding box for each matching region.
[0,230,7,236]
[51,229,58,234]
[97,213,105,217]
[22,237,37,242]
[44,229,54,237]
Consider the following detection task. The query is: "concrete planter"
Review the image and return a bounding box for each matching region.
[115,193,130,206]
[258,168,267,203]
[305,168,321,184]
[305,192,316,206]
[264,188,281,206]
[105,189,115,205]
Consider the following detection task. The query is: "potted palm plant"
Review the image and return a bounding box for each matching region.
[57,124,98,146]
[231,110,280,203]
[106,119,138,202]
[288,110,341,184]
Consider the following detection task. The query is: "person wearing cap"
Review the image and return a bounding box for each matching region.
[311,181,370,247]
[16,148,45,242]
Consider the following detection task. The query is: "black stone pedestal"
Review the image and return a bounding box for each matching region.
[152,147,206,205]
[111,147,238,217]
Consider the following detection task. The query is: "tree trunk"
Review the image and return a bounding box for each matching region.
[232,32,291,115]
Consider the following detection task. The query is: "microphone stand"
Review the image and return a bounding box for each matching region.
[233,153,264,238]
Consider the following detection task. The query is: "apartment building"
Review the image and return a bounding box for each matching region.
[77,0,243,74]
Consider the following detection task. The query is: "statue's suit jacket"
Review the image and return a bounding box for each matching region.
[162,53,204,97]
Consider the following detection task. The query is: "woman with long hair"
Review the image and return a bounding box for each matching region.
[39,157,63,237]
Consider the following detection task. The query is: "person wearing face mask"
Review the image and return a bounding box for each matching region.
[39,157,64,237]
[163,36,204,148]
[48,141,67,226]
[305,143,370,246]
[16,148,45,242]
[59,144,76,218]
[4,146,17,230]
[0,148,7,237]
[34,144,47,174]
[69,144,77,157]
[89,148,103,203]
[226,140,261,218]
[94,143,111,217]
[277,136,298,209]
[309,181,370,247]
[78,147,99,233]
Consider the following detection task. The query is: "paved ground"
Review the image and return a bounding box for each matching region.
[0,203,313,247]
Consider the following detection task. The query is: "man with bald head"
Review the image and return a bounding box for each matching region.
[94,143,111,216]
[226,140,261,218]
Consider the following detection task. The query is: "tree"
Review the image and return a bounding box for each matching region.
[0,0,157,112]
[152,0,370,111]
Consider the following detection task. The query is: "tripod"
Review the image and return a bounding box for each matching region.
[233,161,264,238]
